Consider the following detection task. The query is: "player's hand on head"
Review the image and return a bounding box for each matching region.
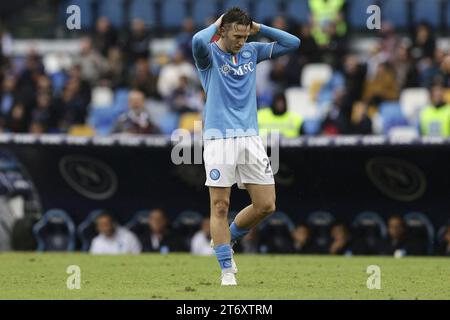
[250,21,261,35]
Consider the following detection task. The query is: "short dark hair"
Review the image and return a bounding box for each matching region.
[221,7,252,29]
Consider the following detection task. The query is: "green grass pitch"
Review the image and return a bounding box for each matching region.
[0,253,449,299]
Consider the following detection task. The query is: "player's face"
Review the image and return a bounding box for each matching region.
[96,216,115,237]
[222,23,251,54]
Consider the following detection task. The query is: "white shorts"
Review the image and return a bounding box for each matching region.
[204,136,275,189]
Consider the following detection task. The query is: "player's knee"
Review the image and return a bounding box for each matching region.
[212,200,230,218]
[255,201,276,218]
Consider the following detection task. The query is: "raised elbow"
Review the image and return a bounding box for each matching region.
[291,36,301,49]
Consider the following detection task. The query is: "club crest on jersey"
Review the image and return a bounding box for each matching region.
[241,50,252,59]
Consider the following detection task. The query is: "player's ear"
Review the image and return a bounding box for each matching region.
[219,26,225,38]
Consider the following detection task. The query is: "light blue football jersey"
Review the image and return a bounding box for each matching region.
[196,41,274,140]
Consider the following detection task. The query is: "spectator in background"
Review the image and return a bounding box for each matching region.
[308,0,346,48]
[168,75,203,114]
[103,46,126,89]
[437,226,450,256]
[378,22,400,65]
[363,62,399,106]
[176,18,195,64]
[328,222,352,255]
[139,208,183,253]
[190,217,214,256]
[16,50,45,108]
[112,89,160,134]
[29,93,55,133]
[127,58,159,99]
[157,50,197,98]
[93,17,118,57]
[5,101,29,132]
[320,20,348,67]
[437,54,450,88]
[379,215,426,256]
[291,223,320,254]
[73,37,107,85]
[54,77,90,130]
[258,91,303,138]
[67,64,92,104]
[0,75,17,127]
[419,84,450,137]
[297,23,321,66]
[418,47,446,88]
[349,101,372,135]
[393,44,420,89]
[320,87,351,135]
[90,212,142,255]
[411,22,436,62]
[123,18,152,65]
[342,54,367,110]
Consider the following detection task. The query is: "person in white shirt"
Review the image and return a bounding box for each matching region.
[90,213,142,255]
[191,217,214,256]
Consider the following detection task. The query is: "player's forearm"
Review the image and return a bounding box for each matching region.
[259,24,301,57]
[192,24,217,58]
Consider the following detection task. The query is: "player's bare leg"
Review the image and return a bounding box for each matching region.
[209,186,231,245]
[209,186,237,285]
[229,184,276,243]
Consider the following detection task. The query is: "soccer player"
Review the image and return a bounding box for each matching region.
[192,7,301,285]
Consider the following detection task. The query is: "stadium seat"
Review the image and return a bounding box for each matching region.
[33,209,76,252]
[347,0,378,30]
[49,71,68,96]
[112,88,129,115]
[158,111,180,135]
[125,210,151,239]
[62,0,94,30]
[301,63,333,89]
[129,0,156,27]
[412,0,441,29]
[91,86,114,108]
[192,0,219,27]
[254,0,282,24]
[88,106,118,136]
[258,211,295,254]
[378,101,409,134]
[387,126,420,140]
[404,212,435,255]
[352,211,387,255]
[68,124,96,137]
[98,0,126,29]
[178,112,202,133]
[77,209,106,252]
[285,0,310,24]
[173,210,203,250]
[379,0,409,29]
[307,211,335,251]
[223,0,251,13]
[302,119,322,135]
[285,87,320,120]
[160,0,188,29]
[400,88,431,125]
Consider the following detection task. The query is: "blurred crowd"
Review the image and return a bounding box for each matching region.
[1,4,450,137]
[87,209,450,257]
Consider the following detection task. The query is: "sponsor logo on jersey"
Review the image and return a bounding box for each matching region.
[219,62,255,77]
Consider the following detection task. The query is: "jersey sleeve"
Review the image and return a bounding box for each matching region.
[250,42,275,63]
